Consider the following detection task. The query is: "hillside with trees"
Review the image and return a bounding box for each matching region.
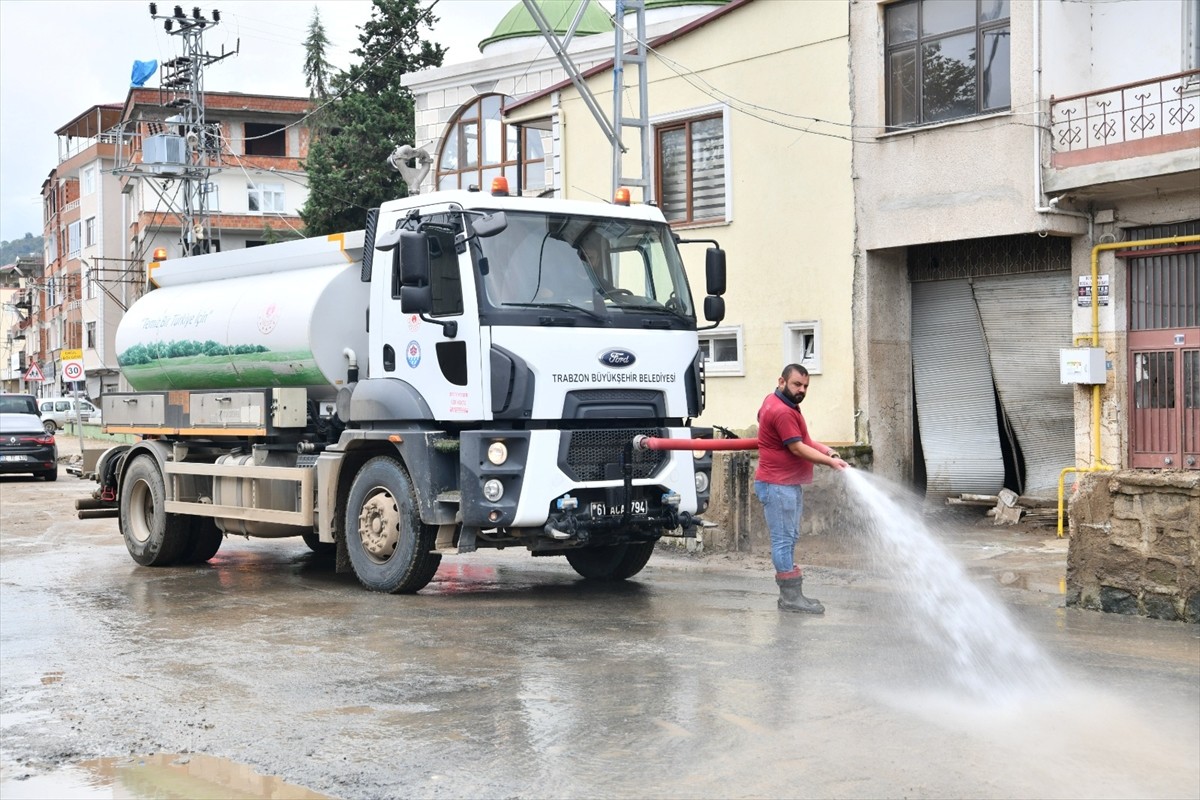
[1,233,43,265]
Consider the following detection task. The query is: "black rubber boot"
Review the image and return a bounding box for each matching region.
[777,575,825,614]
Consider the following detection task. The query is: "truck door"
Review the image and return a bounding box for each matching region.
[373,209,484,421]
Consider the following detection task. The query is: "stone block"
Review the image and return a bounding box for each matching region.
[1142,592,1179,621]
[1099,586,1138,615]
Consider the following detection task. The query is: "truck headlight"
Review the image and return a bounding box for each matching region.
[482,479,504,502]
[486,441,508,465]
[695,471,710,493]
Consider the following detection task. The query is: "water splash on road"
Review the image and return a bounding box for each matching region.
[843,469,1061,702]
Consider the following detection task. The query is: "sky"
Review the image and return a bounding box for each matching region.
[0,0,513,242]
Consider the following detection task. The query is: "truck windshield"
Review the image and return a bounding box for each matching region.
[474,210,695,326]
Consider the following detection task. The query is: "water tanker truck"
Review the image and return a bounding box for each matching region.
[86,180,729,593]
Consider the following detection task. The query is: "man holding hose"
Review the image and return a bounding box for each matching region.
[755,363,849,614]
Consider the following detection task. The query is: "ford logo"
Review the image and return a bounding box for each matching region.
[598,348,636,368]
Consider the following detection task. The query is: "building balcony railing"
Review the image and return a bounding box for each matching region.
[1049,70,1199,168]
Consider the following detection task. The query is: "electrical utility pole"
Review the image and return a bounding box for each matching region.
[522,0,650,200]
[117,4,237,260]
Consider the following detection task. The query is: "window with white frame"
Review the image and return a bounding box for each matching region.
[783,320,822,374]
[437,94,546,192]
[654,107,728,225]
[885,0,1011,130]
[698,325,743,376]
[46,277,58,307]
[82,166,96,195]
[85,216,96,247]
[67,221,81,257]
[84,266,97,299]
[247,182,285,213]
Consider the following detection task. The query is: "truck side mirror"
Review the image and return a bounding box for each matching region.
[704,295,725,324]
[395,231,433,315]
[471,211,508,239]
[705,248,726,296]
[399,231,431,286]
[395,230,456,337]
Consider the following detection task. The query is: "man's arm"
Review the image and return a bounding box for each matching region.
[785,439,849,470]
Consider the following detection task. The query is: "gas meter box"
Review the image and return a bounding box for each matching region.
[1060,347,1107,384]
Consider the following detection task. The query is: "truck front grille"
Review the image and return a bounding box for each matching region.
[561,427,667,482]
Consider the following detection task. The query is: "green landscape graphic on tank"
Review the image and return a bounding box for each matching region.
[115,264,366,394]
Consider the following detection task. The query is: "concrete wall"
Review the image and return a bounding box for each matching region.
[703,438,873,555]
[1067,471,1199,622]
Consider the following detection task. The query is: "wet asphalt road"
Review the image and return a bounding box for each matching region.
[1,469,1198,800]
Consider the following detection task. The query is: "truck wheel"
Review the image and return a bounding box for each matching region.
[180,516,223,564]
[119,455,188,566]
[345,456,441,593]
[302,532,337,556]
[566,541,656,581]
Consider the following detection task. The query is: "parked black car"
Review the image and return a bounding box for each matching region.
[0,393,41,416]
[0,413,58,481]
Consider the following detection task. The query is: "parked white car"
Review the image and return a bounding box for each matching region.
[37,397,102,433]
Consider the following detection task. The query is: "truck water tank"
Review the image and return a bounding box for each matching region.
[115,261,367,399]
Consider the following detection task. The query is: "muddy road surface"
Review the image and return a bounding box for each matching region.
[2,469,1198,799]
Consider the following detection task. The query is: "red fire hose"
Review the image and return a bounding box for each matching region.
[633,435,758,452]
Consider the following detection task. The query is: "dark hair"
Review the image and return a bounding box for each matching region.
[781,363,809,380]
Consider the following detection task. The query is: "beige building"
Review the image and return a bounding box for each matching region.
[850,0,1199,496]
[505,0,857,442]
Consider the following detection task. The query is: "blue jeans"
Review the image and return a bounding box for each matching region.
[754,481,805,573]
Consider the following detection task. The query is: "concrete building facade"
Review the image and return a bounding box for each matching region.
[850,0,1199,498]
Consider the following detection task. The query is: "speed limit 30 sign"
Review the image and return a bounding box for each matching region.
[61,348,85,382]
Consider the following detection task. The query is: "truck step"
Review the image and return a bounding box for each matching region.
[436,491,461,505]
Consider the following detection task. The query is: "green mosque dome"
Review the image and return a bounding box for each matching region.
[628,0,728,11]
[479,0,614,51]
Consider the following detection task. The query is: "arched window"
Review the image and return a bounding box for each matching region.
[437,94,545,192]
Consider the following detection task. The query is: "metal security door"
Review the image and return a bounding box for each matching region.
[1126,230,1199,469]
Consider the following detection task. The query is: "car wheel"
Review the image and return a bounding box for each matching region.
[42,420,57,434]
[40,467,58,482]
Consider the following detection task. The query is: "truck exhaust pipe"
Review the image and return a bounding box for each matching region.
[77,508,120,520]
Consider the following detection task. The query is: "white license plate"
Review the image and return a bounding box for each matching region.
[590,499,648,517]
[1,455,27,462]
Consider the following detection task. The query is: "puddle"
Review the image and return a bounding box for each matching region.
[0,753,330,799]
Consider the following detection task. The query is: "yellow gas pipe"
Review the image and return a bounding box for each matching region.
[1057,234,1200,537]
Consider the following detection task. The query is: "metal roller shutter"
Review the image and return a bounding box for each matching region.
[912,280,1005,497]
[971,272,1075,495]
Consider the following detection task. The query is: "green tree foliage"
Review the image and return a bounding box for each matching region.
[303,5,334,101]
[300,0,445,235]
[0,233,43,265]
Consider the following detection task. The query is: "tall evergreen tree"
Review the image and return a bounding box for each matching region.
[301,0,445,235]
[303,6,333,100]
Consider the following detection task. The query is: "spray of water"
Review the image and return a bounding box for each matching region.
[842,469,1061,702]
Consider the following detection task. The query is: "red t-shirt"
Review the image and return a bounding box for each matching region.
[755,390,815,485]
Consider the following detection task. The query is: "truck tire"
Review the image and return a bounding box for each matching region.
[302,532,337,556]
[180,516,223,564]
[566,541,655,581]
[345,456,441,593]
[119,455,188,567]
